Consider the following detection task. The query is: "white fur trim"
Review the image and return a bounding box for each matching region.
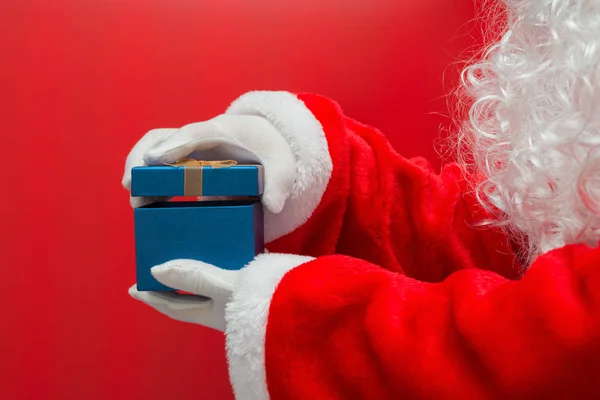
[225,253,314,400]
[226,91,333,243]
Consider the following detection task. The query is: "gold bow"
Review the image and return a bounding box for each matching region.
[167,158,238,168]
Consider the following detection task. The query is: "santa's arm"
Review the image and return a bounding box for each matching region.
[226,91,520,279]
[226,245,600,400]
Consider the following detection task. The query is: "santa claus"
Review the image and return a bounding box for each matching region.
[122,0,600,398]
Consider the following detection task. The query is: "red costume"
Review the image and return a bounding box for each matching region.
[219,91,600,400]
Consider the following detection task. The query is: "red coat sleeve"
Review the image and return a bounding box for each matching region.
[225,91,522,282]
[225,246,600,400]
[260,244,600,400]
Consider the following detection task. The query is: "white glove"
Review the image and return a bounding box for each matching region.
[121,114,296,213]
[128,259,236,332]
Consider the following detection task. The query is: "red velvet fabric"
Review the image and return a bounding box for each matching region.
[269,93,521,280]
[265,94,600,399]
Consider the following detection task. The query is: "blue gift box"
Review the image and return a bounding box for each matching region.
[132,164,264,291]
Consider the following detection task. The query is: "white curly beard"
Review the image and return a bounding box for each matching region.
[459,0,600,262]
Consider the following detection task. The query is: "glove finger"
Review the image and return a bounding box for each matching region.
[257,154,295,214]
[122,128,177,190]
[128,284,214,325]
[151,259,237,299]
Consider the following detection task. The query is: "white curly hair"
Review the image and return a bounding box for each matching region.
[458,0,600,263]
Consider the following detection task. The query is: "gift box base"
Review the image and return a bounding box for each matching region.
[134,200,264,291]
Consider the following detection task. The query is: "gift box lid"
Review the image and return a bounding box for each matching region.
[131,162,264,198]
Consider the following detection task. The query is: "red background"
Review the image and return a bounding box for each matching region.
[0,1,483,398]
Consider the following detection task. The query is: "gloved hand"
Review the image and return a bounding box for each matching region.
[123,104,329,333]
[129,253,314,334]
[121,114,296,213]
[128,259,237,332]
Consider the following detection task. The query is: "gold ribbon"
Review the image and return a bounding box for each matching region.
[165,158,239,196]
[167,158,238,168]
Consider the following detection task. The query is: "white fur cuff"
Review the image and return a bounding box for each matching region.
[225,253,314,400]
[226,91,333,242]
